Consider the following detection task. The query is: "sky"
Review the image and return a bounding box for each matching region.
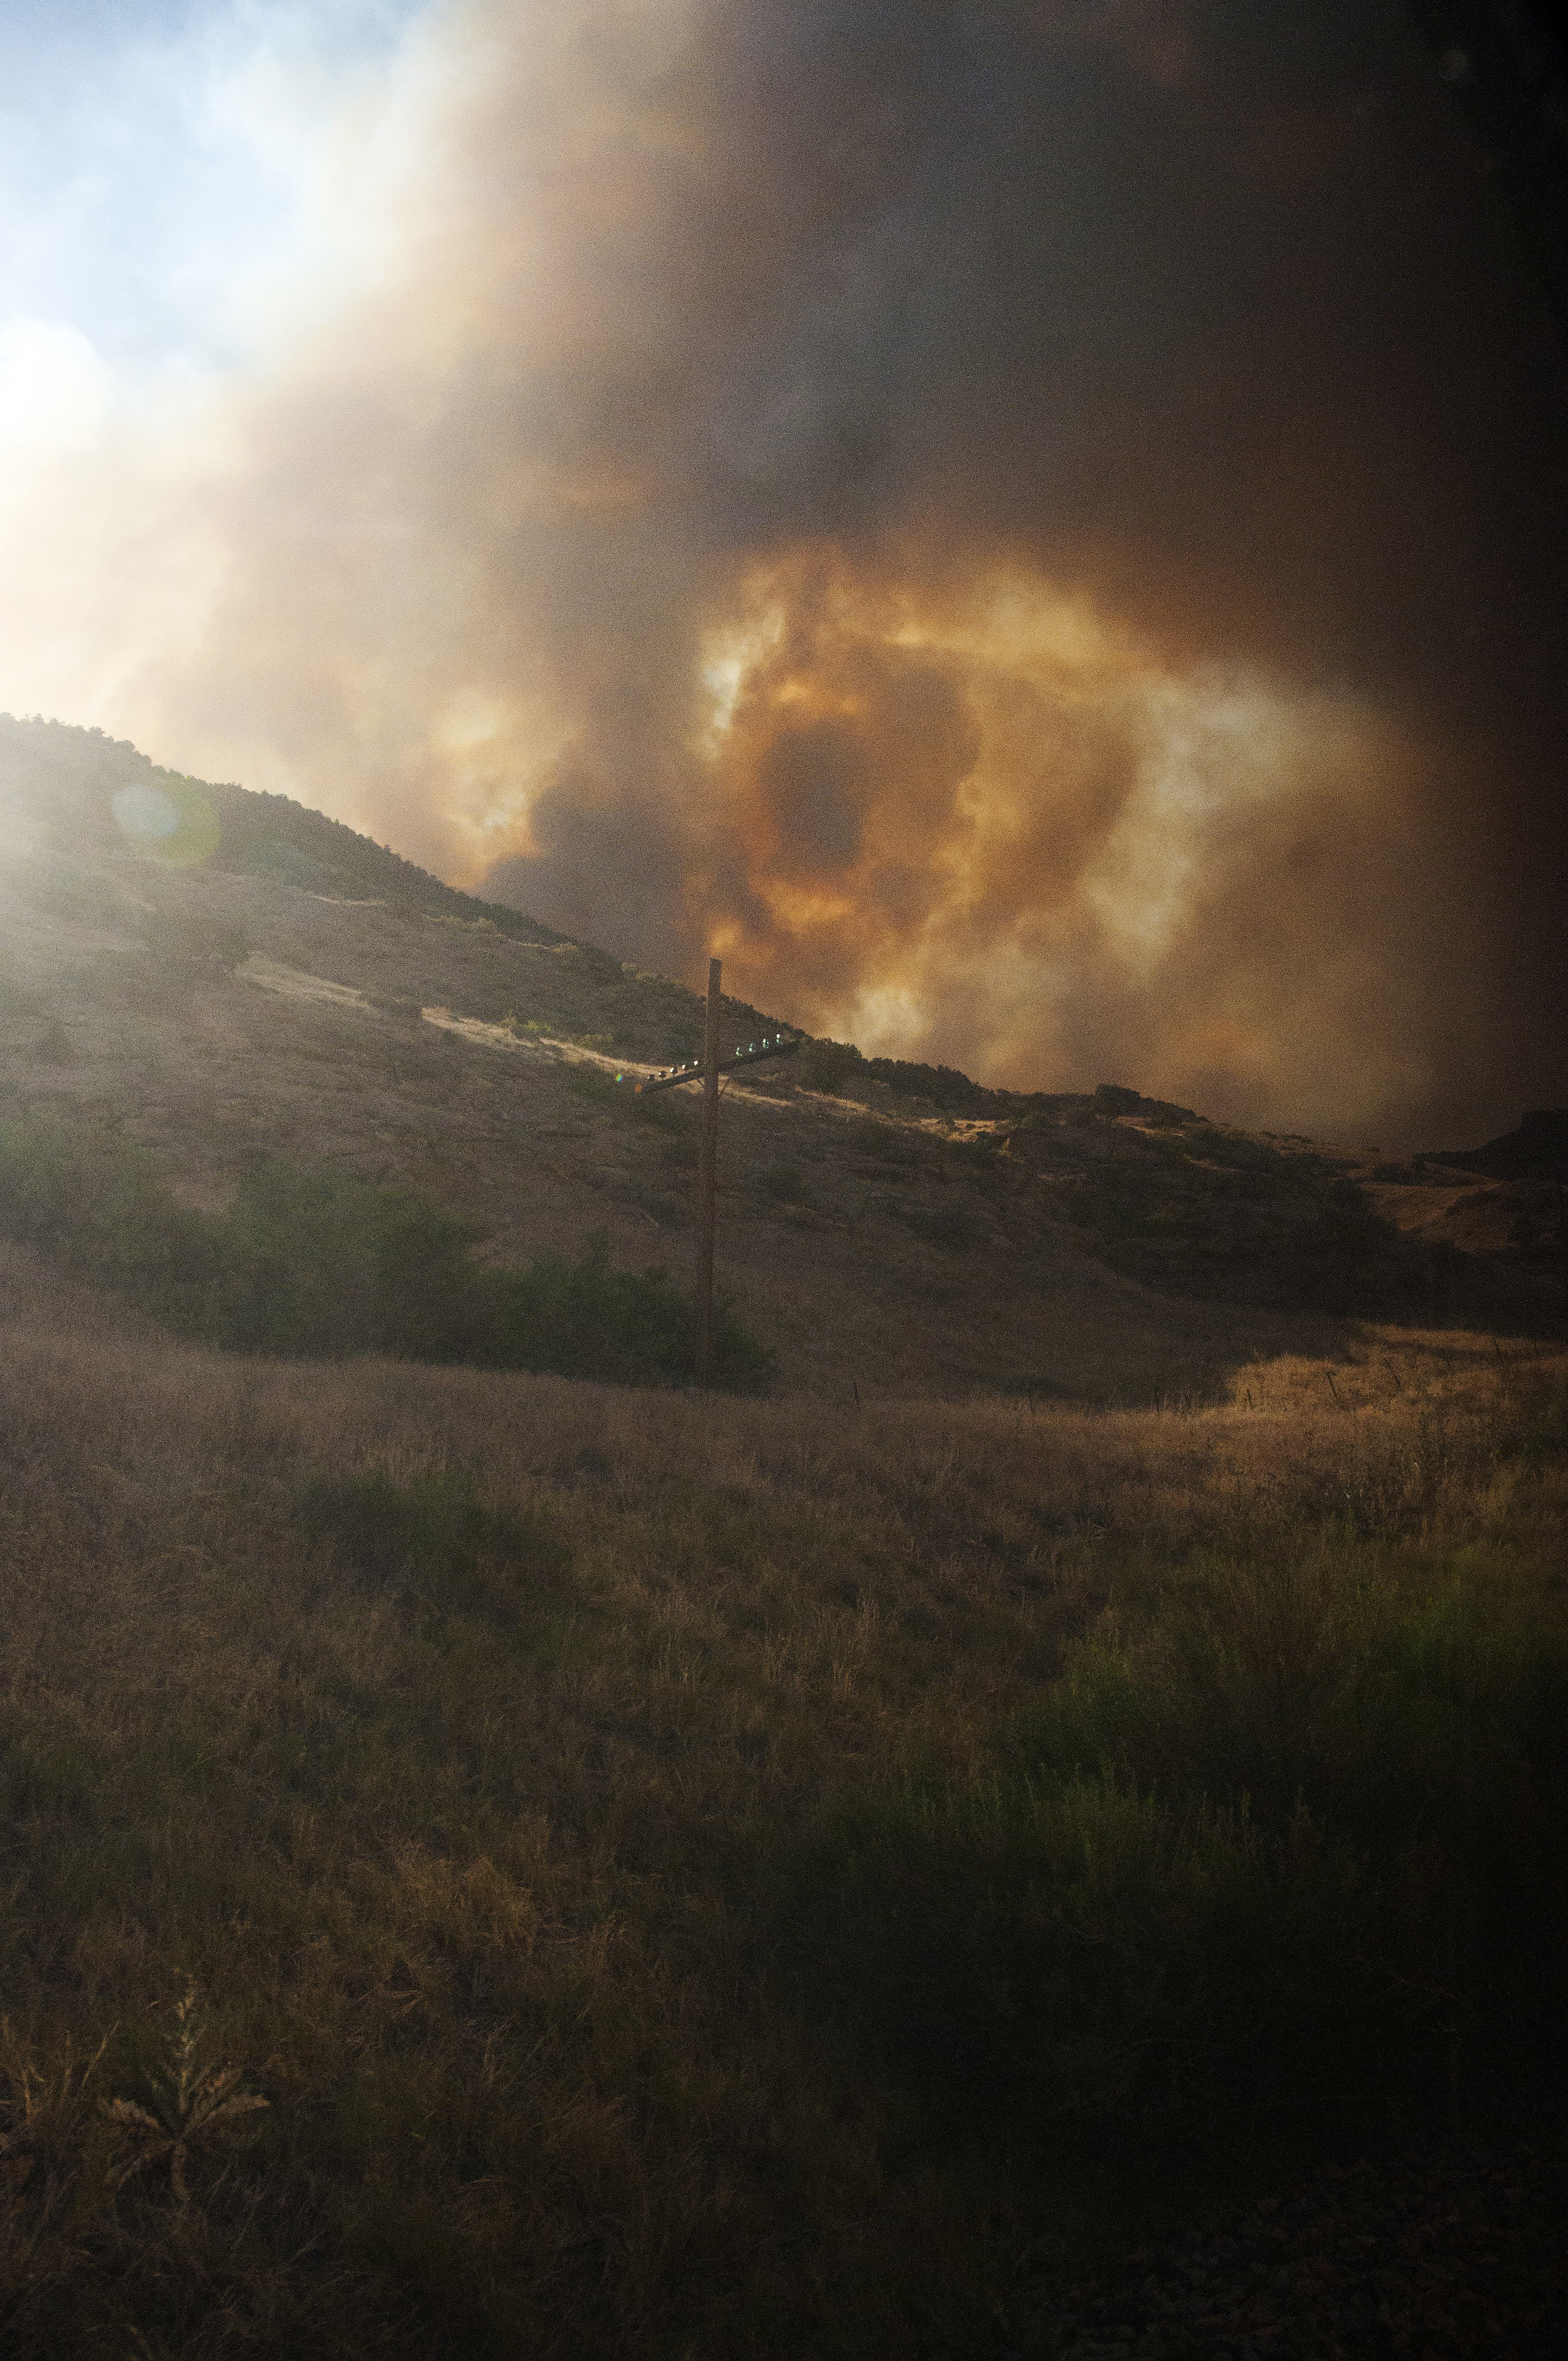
[1,0,1565,1146]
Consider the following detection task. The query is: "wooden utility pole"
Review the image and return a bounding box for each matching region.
[696,957,722,1387]
[633,967,798,1389]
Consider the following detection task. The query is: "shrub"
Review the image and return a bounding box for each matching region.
[0,1116,220,1320]
[206,1167,485,1359]
[0,1120,774,1392]
[560,943,625,985]
[792,1037,864,1096]
[493,1231,774,1391]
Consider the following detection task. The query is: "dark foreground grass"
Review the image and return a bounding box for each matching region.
[783,1532,1568,2160]
[0,1291,1563,2357]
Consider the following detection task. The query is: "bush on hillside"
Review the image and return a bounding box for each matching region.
[793,1037,866,1096]
[0,1118,774,1391]
[489,1232,773,1388]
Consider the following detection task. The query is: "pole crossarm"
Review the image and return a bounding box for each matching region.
[635,1034,800,1095]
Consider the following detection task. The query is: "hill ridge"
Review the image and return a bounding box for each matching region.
[0,713,1153,1123]
[0,714,1561,1383]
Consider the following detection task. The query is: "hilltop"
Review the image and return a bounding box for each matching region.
[0,714,1560,1398]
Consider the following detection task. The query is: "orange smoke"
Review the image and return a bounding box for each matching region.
[573,542,1486,1137]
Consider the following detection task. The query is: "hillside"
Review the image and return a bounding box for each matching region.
[0,716,1560,1401]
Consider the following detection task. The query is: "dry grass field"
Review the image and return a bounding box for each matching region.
[1,721,1564,2354]
[1,1239,1563,2357]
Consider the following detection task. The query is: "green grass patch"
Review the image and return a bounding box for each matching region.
[778,1529,1568,2167]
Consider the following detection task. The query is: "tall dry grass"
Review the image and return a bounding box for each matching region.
[0,1243,1563,2357]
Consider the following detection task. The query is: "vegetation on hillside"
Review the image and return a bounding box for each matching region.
[0,1116,774,1391]
[1001,1100,1409,1311]
[0,1302,1562,2357]
[8,718,1557,1334]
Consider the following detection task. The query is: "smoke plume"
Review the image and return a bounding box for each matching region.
[3,0,1565,1143]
